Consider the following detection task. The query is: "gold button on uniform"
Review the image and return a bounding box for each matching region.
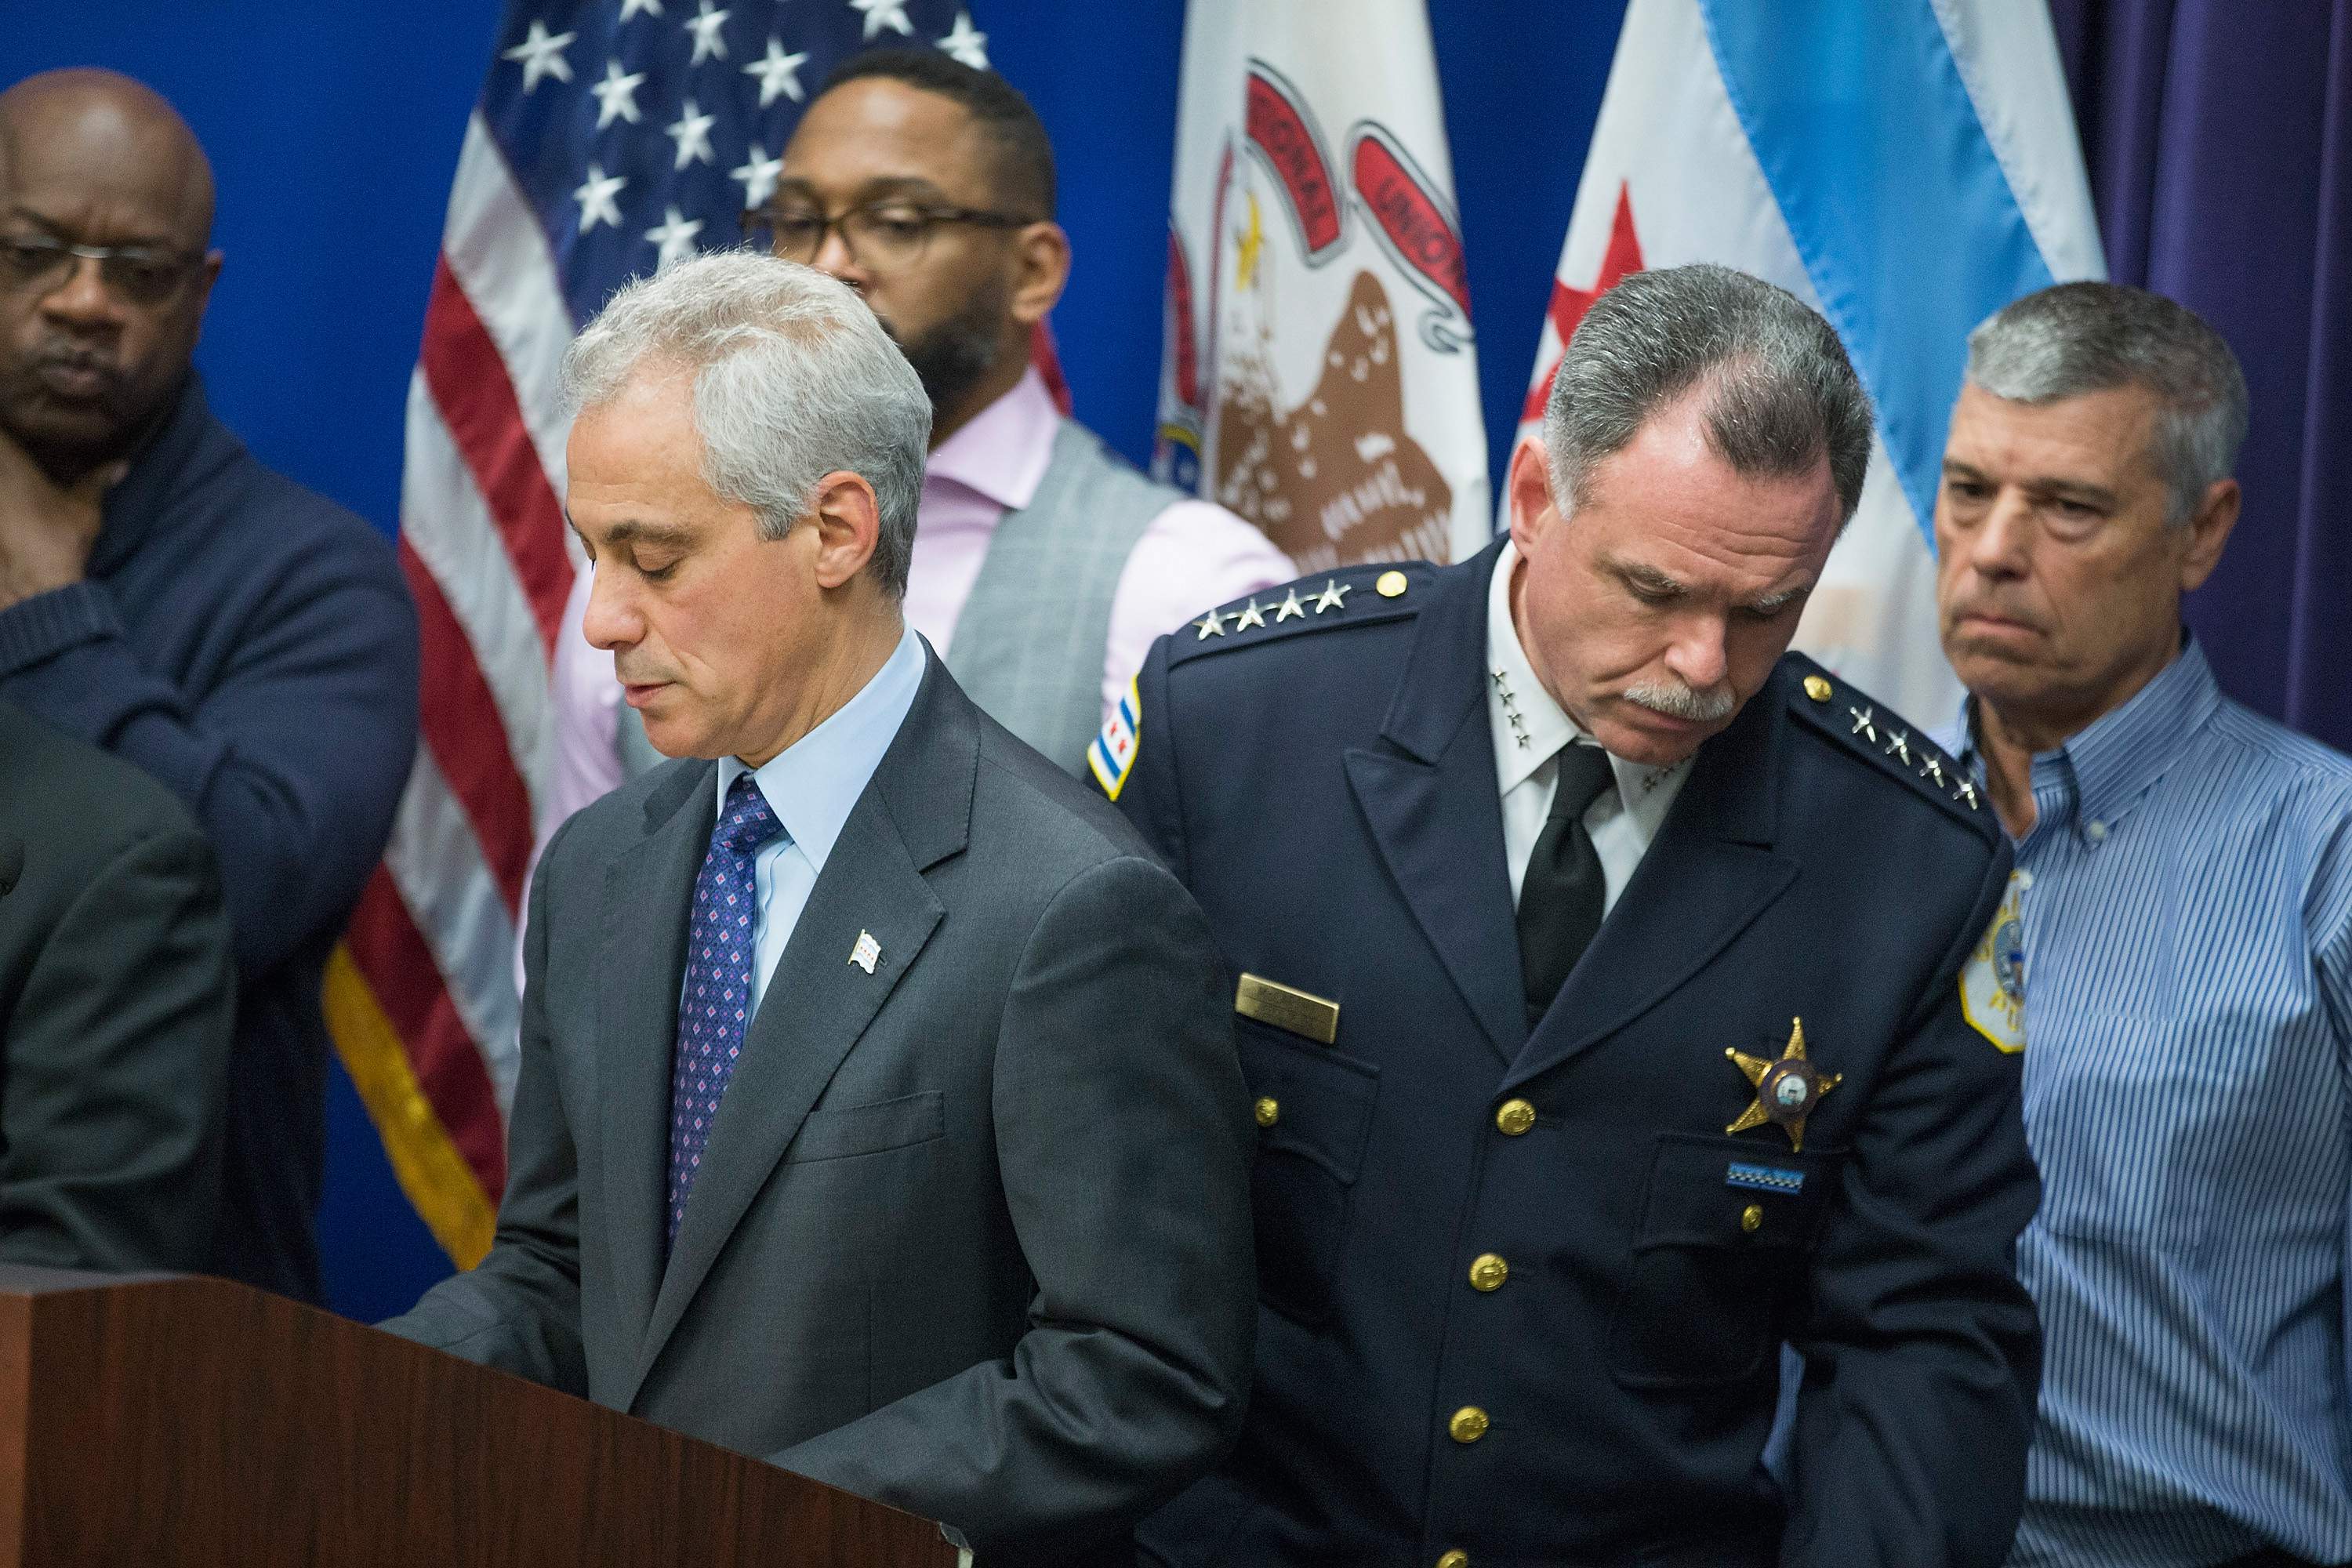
[1494,1098,1536,1136]
[1254,1097,1280,1127]
[1802,673,1833,702]
[1741,1203,1764,1233]
[1449,1405,1490,1443]
[1376,569,1410,598]
[1468,1253,1509,1292]
[1436,1553,1470,1568]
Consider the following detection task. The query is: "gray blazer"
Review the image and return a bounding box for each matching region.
[383,656,1255,1564]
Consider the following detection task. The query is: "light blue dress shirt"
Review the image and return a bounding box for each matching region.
[713,623,926,1020]
[1942,639,2352,1568]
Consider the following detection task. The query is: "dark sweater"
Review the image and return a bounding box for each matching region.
[0,374,419,1300]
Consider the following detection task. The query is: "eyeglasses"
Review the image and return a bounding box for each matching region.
[739,199,1034,270]
[0,233,202,307]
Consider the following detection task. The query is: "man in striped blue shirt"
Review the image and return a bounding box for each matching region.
[1936,281,2352,1568]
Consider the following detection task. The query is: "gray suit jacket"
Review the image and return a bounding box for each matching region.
[0,699,233,1272]
[384,656,1255,1563]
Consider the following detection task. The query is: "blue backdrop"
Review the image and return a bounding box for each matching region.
[9,0,1624,1318]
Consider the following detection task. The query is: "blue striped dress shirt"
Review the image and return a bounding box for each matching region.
[1942,640,2352,1568]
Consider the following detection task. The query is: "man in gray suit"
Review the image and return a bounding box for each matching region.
[383,253,1255,1565]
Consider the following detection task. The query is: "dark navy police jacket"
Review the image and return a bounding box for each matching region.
[1112,543,2040,1568]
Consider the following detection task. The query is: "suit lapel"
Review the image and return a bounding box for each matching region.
[623,657,974,1406]
[1346,543,1526,1065]
[1502,678,1797,1090]
[596,761,718,1363]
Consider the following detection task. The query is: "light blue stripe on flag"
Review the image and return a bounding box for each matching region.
[1696,0,2057,543]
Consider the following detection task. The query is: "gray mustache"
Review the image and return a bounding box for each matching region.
[1623,679,1737,722]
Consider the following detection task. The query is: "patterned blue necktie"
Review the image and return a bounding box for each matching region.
[666,772,786,1245]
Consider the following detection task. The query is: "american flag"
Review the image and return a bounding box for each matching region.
[325,0,991,1266]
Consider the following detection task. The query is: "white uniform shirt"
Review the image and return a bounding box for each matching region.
[1485,541,1690,910]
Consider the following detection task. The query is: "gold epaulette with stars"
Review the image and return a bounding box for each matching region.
[1783,655,1993,833]
[1165,562,1435,667]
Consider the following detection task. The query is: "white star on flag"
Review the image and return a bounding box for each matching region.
[619,0,664,20]
[665,99,717,169]
[501,20,575,93]
[851,0,915,42]
[937,12,988,69]
[730,144,784,210]
[574,164,626,232]
[685,1,731,66]
[647,206,704,270]
[589,60,647,128]
[745,37,810,107]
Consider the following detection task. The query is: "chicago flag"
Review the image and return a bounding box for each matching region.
[1156,0,1490,569]
[1519,0,2104,723]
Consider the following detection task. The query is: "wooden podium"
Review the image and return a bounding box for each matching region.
[0,1265,958,1567]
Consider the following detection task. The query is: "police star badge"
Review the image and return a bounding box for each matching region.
[1726,1018,1841,1152]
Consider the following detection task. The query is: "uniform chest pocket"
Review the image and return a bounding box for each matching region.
[1236,1020,1377,1327]
[784,1091,946,1163]
[1609,1133,1840,1389]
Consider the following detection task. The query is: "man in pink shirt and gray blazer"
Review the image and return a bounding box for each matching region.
[541,49,1289,836]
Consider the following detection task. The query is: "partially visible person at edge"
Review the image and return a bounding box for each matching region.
[0,68,419,1301]
[1109,263,2043,1568]
[1933,281,2352,1568]
[539,48,1290,845]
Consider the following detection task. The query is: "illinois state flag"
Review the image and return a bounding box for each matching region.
[1155,0,1489,568]
[1519,0,2103,722]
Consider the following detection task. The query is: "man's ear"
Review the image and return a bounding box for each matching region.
[1507,437,1563,557]
[805,470,882,590]
[2177,476,2239,593]
[1008,221,1070,328]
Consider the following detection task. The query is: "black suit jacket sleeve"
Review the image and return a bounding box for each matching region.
[772,852,1257,1563]
[378,815,587,1391]
[1781,849,2042,1568]
[0,823,232,1272]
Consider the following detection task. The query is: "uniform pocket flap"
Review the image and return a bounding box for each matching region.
[786,1091,947,1163]
[1633,1132,1839,1250]
[1236,1021,1378,1186]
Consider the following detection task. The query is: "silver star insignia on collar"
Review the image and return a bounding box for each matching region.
[1954,776,1981,810]
[1918,754,1947,787]
[1849,705,1877,742]
[1883,728,1912,765]
[1274,587,1308,622]
[1312,579,1352,613]
[1232,597,1268,631]
[1193,605,1229,640]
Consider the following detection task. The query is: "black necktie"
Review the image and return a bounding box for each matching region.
[1516,743,1617,1029]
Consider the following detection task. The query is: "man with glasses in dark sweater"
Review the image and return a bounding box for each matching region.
[0,68,418,1301]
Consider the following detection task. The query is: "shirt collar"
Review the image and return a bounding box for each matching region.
[922,367,1059,513]
[717,622,927,873]
[1484,539,1685,804]
[1955,633,2222,833]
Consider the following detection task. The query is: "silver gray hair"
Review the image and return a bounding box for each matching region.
[561,251,931,595]
[1965,281,2249,528]
[1544,263,1873,525]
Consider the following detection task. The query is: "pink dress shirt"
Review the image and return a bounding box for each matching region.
[539,368,1292,844]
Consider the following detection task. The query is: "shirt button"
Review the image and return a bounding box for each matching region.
[2015,869,2034,891]
[1437,1553,1471,1568]
[1468,1253,1509,1291]
[1495,1099,1537,1136]
[2085,819,2108,843]
[1449,1405,1490,1443]
[1254,1097,1280,1127]
[1741,1203,1764,1234]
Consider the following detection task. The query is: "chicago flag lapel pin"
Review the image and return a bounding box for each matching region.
[849,929,881,975]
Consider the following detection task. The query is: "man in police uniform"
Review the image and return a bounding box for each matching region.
[1106,264,2041,1568]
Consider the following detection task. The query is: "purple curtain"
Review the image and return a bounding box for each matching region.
[2046,0,2352,753]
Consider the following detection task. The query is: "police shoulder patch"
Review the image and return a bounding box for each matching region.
[1166,563,1432,668]
[1089,678,1142,800]
[1958,869,2028,1053]
[1781,655,1990,833]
